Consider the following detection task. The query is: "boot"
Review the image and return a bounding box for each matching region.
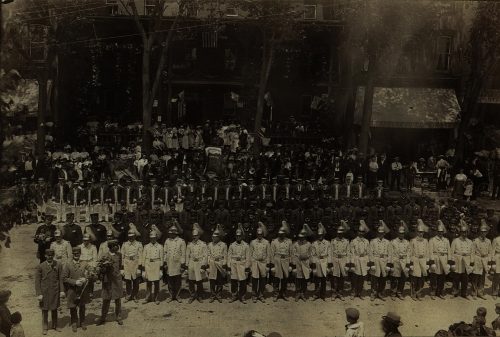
[229,295,238,303]
[52,312,61,332]
[42,322,48,335]
[258,294,265,303]
[71,323,77,332]
[95,317,106,326]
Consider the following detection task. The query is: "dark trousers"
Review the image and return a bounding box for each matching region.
[231,279,246,298]
[252,277,266,296]
[391,172,401,190]
[315,276,327,299]
[351,274,364,296]
[101,299,121,320]
[69,305,86,325]
[295,278,307,294]
[125,279,139,299]
[42,310,58,330]
[146,281,160,301]
[390,275,406,295]
[471,273,486,296]
[167,275,182,299]
[493,274,500,296]
[276,278,288,297]
[188,280,203,298]
[492,179,500,199]
[429,273,445,296]
[412,276,424,295]
[330,276,345,296]
[453,272,469,297]
[371,275,386,296]
[209,279,223,297]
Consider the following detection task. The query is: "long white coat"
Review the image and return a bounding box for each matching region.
[472,237,491,275]
[249,239,271,278]
[163,237,186,277]
[292,241,312,279]
[271,238,293,279]
[410,237,429,277]
[228,241,250,281]
[369,238,391,277]
[142,242,164,281]
[451,237,473,275]
[186,240,208,281]
[391,238,411,278]
[349,237,369,276]
[311,239,330,278]
[331,238,350,277]
[207,241,227,280]
[121,240,143,280]
[428,236,451,275]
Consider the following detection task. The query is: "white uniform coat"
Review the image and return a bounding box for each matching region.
[186,240,208,281]
[228,241,250,281]
[271,238,293,279]
[428,236,451,275]
[249,238,271,278]
[207,241,227,280]
[121,240,143,280]
[331,238,350,277]
[142,242,164,281]
[349,237,369,276]
[292,241,312,279]
[311,239,330,278]
[163,237,186,277]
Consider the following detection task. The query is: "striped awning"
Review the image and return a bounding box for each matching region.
[354,87,461,129]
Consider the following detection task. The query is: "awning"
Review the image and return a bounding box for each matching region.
[354,87,461,128]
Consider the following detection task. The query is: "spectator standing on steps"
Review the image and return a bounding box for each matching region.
[391,157,402,191]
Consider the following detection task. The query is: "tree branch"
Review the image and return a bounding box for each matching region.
[119,0,147,41]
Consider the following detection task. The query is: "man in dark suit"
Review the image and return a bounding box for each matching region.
[35,249,65,335]
[62,246,92,332]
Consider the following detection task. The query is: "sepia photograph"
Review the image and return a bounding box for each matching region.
[1,0,500,336]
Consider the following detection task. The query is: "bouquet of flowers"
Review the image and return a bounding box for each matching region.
[96,256,114,283]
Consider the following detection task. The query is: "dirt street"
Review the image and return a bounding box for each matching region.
[1,225,496,337]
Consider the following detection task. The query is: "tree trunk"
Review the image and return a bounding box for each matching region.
[254,43,275,133]
[142,44,152,154]
[52,53,60,125]
[36,74,48,156]
[326,37,338,130]
[336,39,354,144]
[456,79,483,162]
[359,54,376,155]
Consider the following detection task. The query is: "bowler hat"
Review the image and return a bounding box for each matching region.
[0,290,11,302]
[382,312,403,326]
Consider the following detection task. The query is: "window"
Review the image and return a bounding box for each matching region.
[397,35,416,74]
[225,7,238,17]
[304,5,317,20]
[144,0,157,15]
[105,0,119,15]
[436,36,452,72]
[29,24,48,62]
[184,3,198,17]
